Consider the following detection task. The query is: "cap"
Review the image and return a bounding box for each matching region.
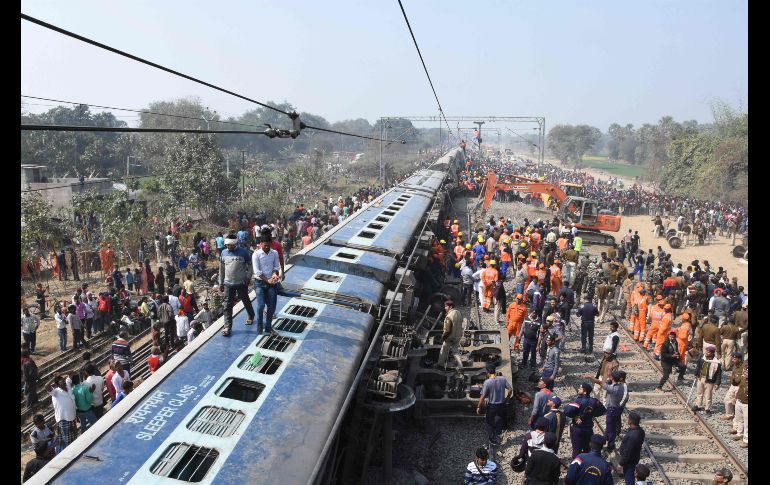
[520,242,527,248]
[531,251,537,256]
[444,299,454,307]
[705,344,716,352]
[580,382,592,394]
[440,239,446,244]
[635,464,650,480]
[457,231,463,236]
[485,362,496,372]
[453,219,458,223]
[547,396,561,407]
[732,351,744,359]
[546,315,554,321]
[489,260,496,265]
[590,434,606,446]
[454,263,461,268]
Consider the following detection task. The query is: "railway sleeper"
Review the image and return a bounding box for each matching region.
[645,433,709,444]
[664,472,747,484]
[654,452,724,464]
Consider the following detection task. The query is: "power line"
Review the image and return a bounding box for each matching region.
[396,0,452,136]
[21,95,264,129]
[21,13,290,116]
[21,124,270,135]
[304,125,399,143]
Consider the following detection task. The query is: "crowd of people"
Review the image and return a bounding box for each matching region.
[441,152,748,484]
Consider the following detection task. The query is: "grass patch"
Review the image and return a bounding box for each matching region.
[579,159,647,178]
[582,155,609,161]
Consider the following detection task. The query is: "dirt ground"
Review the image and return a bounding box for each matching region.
[531,154,748,293]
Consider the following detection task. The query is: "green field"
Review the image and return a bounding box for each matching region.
[579,158,647,179]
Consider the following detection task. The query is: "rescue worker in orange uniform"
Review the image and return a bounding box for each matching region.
[550,260,562,296]
[506,294,528,344]
[654,304,674,359]
[454,242,465,263]
[644,295,665,350]
[631,287,649,342]
[530,230,542,253]
[676,313,693,365]
[450,219,460,238]
[481,260,499,312]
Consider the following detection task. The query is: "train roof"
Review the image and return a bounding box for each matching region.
[287,245,397,284]
[34,297,375,485]
[279,264,386,309]
[329,189,434,256]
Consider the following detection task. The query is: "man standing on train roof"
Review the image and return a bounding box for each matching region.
[252,229,282,335]
[219,234,255,337]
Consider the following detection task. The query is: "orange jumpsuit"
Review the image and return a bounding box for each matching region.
[454,244,464,262]
[450,223,460,238]
[631,294,649,341]
[556,237,568,251]
[104,247,115,274]
[50,251,60,278]
[628,287,640,321]
[506,301,527,340]
[644,304,665,349]
[481,267,499,310]
[549,264,562,295]
[676,321,692,364]
[530,232,541,252]
[654,311,673,356]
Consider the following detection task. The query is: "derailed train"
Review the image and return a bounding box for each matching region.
[28,148,466,485]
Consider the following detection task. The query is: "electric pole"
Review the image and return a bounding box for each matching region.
[241,150,246,203]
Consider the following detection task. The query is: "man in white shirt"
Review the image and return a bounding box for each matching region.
[252,231,282,335]
[176,310,190,344]
[168,291,180,315]
[21,308,40,354]
[85,365,106,418]
[48,374,77,453]
[110,361,130,404]
[194,302,214,329]
[55,307,68,352]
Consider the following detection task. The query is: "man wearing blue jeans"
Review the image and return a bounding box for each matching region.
[252,231,282,335]
[55,308,68,351]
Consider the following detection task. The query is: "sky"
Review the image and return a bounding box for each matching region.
[21,1,748,132]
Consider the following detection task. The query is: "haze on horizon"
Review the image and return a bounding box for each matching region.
[21,1,748,131]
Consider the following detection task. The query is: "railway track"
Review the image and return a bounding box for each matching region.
[20,327,158,434]
[557,300,749,484]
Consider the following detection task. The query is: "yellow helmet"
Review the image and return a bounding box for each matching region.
[440,239,446,244]
[454,262,461,268]
[520,242,527,248]
[489,260,497,265]
[466,244,471,249]
[502,237,511,244]
[525,230,531,235]
[454,219,459,223]
[458,231,463,236]
[531,251,537,257]
[478,236,484,242]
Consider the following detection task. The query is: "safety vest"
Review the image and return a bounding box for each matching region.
[500,251,512,263]
[450,224,460,236]
[573,237,583,252]
[481,268,499,287]
[536,269,547,284]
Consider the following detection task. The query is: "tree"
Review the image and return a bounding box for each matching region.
[21,192,71,261]
[547,124,601,168]
[160,134,239,222]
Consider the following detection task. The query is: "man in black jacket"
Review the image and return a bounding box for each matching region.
[656,331,686,391]
[524,431,561,485]
[616,412,645,485]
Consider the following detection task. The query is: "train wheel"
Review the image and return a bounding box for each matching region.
[439,285,462,305]
[667,236,682,249]
[666,229,677,239]
[732,245,746,258]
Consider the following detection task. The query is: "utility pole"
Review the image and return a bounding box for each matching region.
[241,150,246,203]
[126,155,130,190]
[226,153,230,177]
[473,121,485,158]
[379,118,383,185]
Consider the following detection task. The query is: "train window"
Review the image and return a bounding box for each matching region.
[358,230,377,239]
[285,304,319,318]
[150,443,219,482]
[314,273,343,283]
[216,378,266,402]
[335,252,357,260]
[375,216,391,223]
[367,223,384,230]
[257,334,297,352]
[387,205,401,211]
[382,210,396,216]
[187,406,246,437]
[273,317,308,333]
[391,202,404,207]
[238,354,283,374]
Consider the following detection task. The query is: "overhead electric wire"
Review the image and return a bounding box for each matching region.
[21,124,270,135]
[21,13,290,116]
[396,0,453,137]
[21,95,264,129]
[21,13,399,144]
[303,125,397,143]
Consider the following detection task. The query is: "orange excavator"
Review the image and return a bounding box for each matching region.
[479,172,621,245]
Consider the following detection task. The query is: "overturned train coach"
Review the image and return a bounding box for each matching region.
[28,148,467,485]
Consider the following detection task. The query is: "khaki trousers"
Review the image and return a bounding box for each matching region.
[437,337,460,367]
[723,385,738,417]
[695,378,715,410]
[734,401,748,442]
[721,339,735,369]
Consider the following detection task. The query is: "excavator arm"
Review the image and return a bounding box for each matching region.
[481,172,567,211]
